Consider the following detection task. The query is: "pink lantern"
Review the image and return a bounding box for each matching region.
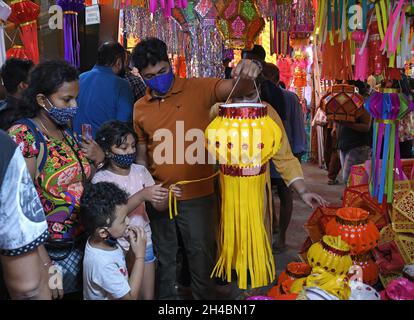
[352,30,369,81]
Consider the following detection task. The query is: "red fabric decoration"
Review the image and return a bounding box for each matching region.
[8,0,40,63]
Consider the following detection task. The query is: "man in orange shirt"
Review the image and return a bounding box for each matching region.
[131,38,326,299]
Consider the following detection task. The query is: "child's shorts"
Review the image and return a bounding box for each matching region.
[145,244,156,264]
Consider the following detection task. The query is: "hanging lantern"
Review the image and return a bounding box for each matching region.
[321,84,365,123]
[205,101,282,289]
[56,0,85,69]
[325,207,380,255]
[352,30,369,81]
[8,0,40,64]
[150,0,188,18]
[6,45,29,60]
[364,89,414,203]
[216,0,265,50]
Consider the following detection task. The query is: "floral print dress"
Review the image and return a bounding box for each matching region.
[8,123,91,240]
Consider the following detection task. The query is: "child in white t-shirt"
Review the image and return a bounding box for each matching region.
[92,120,176,299]
[80,182,148,300]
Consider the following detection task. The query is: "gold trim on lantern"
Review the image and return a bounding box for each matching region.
[10,0,25,4]
[64,11,78,15]
[12,45,24,49]
[19,20,36,28]
[378,88,401,93]
[376,119,398,125]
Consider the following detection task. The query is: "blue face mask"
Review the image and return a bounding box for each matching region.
[104,229,118,247]
[111,152,136,169]
[44,98,77,126]
[144,69,174,96]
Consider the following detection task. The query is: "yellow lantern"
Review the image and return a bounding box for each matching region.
[205,102,282,289]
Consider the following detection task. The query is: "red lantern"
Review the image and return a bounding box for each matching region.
[8,0,40,63]
[6,45,29,60]
[351,252,379,286]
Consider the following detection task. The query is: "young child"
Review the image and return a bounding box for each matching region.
[80,182,147,300]
[92,120,175,300]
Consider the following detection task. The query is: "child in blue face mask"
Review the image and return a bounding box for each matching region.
[80,181,147,300]
[92,120,169,300]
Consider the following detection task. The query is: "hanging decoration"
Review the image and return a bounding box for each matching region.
[8,0,40,64]
[276,55,293,88]
[321,84,365,123]
[56,0,85,69]
[0,0,11,66]
[6,44,29,60]
[149,0,189,18]
[352,30,369,81]
[364,89,414,204]
[216,0,265,50]
[205,101,282,289]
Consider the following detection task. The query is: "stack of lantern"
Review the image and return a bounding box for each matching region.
[325,207,380,286]
[296,235,353,300]
[267,262,312,300]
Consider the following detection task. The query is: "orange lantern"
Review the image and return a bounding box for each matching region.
[351,252,379,286]
[8,0,40,63]
[325,207,380,255]
[277,262,312,286]
[216,0,264,49]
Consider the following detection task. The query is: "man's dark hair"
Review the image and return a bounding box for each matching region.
[263,63,280,84]
[131,38,169,72]
[80,182,128,235]
[242,45,266,61]
[97,42,126,67]
[0,58,34,94]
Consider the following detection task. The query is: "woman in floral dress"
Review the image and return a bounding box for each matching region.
[7,61,104,299]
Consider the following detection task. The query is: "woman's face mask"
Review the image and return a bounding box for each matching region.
[43,97,77,126]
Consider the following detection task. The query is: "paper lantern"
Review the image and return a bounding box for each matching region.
[342,184,390,230]
[6,45,29,60]
[325,207,380,255]
[307,235,353,275]
[216,0,265,50]
[8,0,40,64]
[56,0,85,68]
[277,262,312,286]
[321,84,365,123]
[205,102,282,289]
[351,252,379,286]
[381,277,414,300]
[365,90,414,203]
[304,206,339,243]
[352,30,369,81]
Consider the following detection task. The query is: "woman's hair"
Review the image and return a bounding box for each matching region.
[80,182,128,235]
[131,37,169,72]
[9,60,79,124]
[95,120,138,164]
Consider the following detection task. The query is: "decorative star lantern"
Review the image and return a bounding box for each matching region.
[8,0,40,63]
[216,0,265,50]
